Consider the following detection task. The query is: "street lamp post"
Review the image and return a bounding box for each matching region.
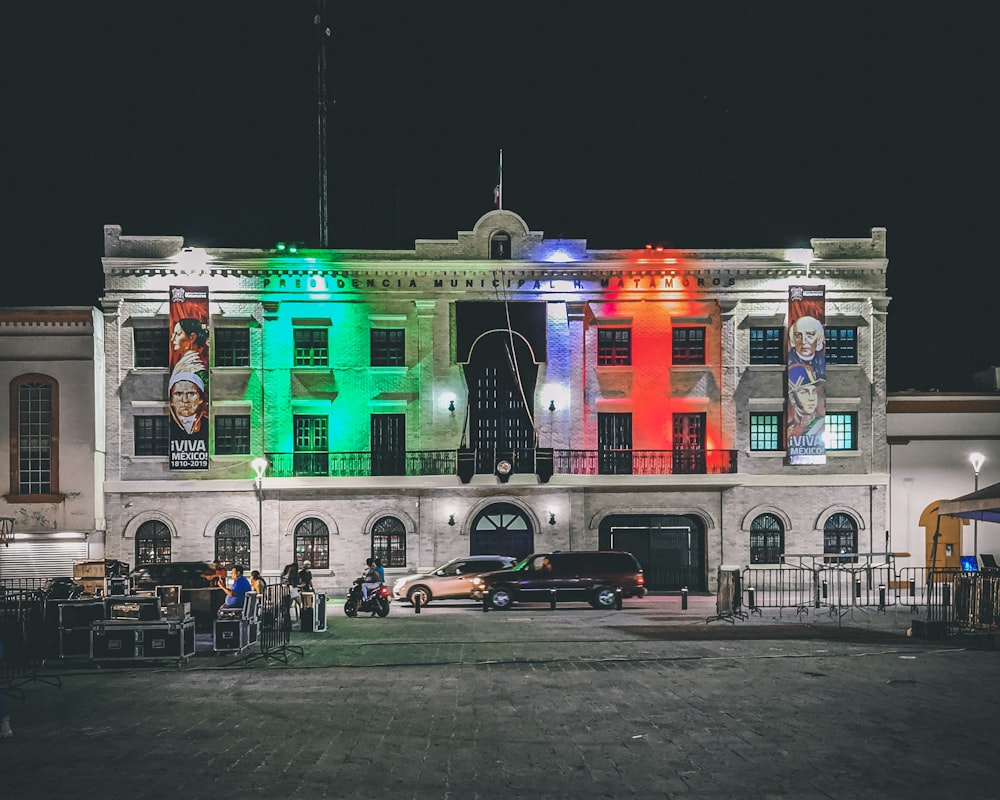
[252,457,269,572]
[969,452,985,561]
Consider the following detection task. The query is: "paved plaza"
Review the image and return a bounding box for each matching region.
[2,595,998,799]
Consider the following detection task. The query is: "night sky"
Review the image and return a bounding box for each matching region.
[6,2,998,392]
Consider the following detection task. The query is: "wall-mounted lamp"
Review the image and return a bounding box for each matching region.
[548,511,557,526]
[548,399,556,412]
[448,399,455,413]
[448,514,456,526]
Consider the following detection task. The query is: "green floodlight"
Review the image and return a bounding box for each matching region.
[276,241,287,253]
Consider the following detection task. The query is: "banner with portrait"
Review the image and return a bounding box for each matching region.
[787,285,826,465]
[168,286,210,470]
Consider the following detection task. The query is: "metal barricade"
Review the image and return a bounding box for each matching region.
[952,573,999,630]
[742,566,814,615]
[242,584,303,666]
[0,589,57,695]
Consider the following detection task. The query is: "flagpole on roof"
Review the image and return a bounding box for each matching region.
[494,148,503,210]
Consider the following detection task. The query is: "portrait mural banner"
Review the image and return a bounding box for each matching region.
[168,286,210,470]
[787,285,826,465]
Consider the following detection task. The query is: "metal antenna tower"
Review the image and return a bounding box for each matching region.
[315,1,330,248]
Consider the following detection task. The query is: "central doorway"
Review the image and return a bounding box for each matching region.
[599,514,706,590]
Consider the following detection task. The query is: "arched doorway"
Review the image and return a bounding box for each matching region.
[469,502,534,560]
[599,514,707,590]
[918,501,964,570]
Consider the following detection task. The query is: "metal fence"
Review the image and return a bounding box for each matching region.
[0,589,53,695]
[740,559,981,625]
[245,584,303,665]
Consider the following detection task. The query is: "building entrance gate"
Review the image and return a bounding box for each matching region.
[601,514,706,591]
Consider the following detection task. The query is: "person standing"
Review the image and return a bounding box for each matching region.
[297,561,314,593]
[279,561,299,627]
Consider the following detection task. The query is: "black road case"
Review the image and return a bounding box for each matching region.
[91,619,195,663]
[213,619,258,653]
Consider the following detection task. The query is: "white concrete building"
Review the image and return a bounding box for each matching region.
[887,392,1000,570]
[97,213,891,594]
[0,307,105,579]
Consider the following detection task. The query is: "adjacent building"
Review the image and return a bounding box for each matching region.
[887,392,1000,570]
[98,211,891,593]
[0,307,105,579]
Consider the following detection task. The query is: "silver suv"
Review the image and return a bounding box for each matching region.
[392,555,517,605]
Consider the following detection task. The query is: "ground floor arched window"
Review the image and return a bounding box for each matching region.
[823,512,858,564]
[215,518,251,569]
[294,518,330,569]
[750,513,784,564]
[135,520,171,564]
[371,516,406,567]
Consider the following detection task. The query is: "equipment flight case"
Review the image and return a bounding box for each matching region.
[91,619,196,663]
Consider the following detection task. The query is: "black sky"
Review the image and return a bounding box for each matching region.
[5,2,998,392]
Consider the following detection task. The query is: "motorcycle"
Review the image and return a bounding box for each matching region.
[344,579,391,617]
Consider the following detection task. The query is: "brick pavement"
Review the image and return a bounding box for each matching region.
[2,595,998,799]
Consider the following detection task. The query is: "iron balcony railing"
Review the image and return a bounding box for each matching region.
[264,448,738,478]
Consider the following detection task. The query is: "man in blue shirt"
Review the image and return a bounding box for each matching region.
[220,565,252,608]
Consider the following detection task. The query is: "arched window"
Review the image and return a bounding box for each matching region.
[823,512,858,564]
[294,518,330,569]
[371,516,406,567]
[215,518,251,569]
[470,502,534,560]
[135,520,171,564]
[750,513,785,564]
[9,374,60,499]
[490,231,511,260]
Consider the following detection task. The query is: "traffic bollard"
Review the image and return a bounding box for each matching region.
[615,587,623,610]
[414,594,421,614]
[681,587,688,610]
[549,588,557,610]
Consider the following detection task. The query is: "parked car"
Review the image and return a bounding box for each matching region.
[392,555,518,605]
[129,561,218,590]
[471,551,645,609]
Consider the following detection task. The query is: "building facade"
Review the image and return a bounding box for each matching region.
[887,392,1000,570]
[100,212,890,592]
[0,307,105,579]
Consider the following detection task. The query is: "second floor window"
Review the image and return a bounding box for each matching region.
[825,413,858,450]
[294,328,328,367]
[371,328,405,367]
[826,327,858,364]
[135,416,169,456]
[672,327,705,365]
[135,328,169,368]
[749,327,783,365]
[215,328,251,367]
[749,413,782,451]
[597,328,631,366]
[215,415,250,455]
[11,376,57,496]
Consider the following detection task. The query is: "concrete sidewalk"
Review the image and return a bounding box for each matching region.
[4,594,997,800]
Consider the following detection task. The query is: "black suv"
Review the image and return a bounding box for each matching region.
[129,561,218,590]
[471,551,645,609]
